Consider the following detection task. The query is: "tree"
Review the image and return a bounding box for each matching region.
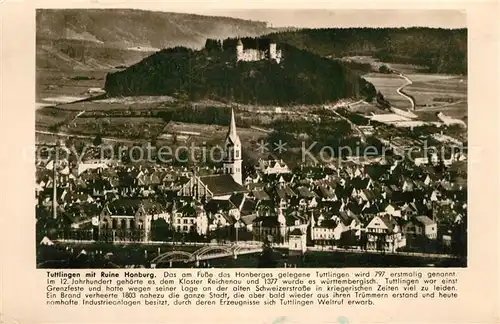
[451,215,467,257]
[376,91,391,109]
[150,136,157,148]
[151,219,172,241]
[93,134,103,146]
[379,64,391,74]
[204,39,222,52]
[187,226,200,242]
[258,239,278,268]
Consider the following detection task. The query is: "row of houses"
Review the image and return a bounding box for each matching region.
[35,109,467,254]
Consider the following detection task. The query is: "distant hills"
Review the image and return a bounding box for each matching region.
[104,38,377,105]
[267,28,467,74]
[36,9,272,70]
[37,10,467,75]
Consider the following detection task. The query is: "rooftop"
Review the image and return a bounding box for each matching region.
[200,174,247,196]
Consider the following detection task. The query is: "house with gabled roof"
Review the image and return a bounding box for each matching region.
[414,216,438,239]
[296,186,319,209]
[239,198,259,232]
[258,158,291,175]
[251,189,271,203]
[316,183,338,202]
[311,213,337,244]
[179,174,248,201]
[359,189,376,203]
[168,198,207,235]
[402,177,415,192]
[204,198,239,232]
[274,184,297,210]
[99,198,167,242]
[365,214,406,252]
[381,202,402,217]
[288,228,307,252]
[244,172,261,186]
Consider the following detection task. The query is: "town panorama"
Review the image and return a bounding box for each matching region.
[36,9,467,268]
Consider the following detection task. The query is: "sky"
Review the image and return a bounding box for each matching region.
[36,3,467,29]
[193,9,466,28]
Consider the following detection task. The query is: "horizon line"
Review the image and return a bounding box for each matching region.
[35,8,467,29]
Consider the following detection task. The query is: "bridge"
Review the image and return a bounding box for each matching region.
[150,244,263,268]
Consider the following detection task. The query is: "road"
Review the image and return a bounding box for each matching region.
[395,72,416,110]
[71,110,86,123]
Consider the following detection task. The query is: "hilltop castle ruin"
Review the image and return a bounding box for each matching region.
[236,39,282,63]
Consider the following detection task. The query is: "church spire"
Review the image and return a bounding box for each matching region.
[223,108,243,186]
[227,108,240,145]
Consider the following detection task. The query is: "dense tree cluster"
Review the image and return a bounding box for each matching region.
[204,39,223,52]
[104,39,377,105]
[155,106,252,127]
[336,108,370,125]
[267,28,467,74]
[265,117,387,159]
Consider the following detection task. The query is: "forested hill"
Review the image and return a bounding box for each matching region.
[104,38,377,105]
[36,9,271,70]
[266,28,467,74]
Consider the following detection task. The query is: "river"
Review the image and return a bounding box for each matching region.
[38,245,466,268]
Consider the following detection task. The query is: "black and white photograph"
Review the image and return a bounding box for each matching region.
[35,8,468,269]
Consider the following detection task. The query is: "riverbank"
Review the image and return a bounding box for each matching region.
[37,243,466,268]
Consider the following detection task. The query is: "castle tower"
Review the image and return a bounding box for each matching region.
[269,41,277,61]
[236,39,244,62]
[223,108,243,185]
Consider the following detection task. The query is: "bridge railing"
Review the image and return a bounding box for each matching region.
[53,239,264,246]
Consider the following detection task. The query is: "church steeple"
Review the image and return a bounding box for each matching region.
[227,108,241,146]
[223,108,242,185]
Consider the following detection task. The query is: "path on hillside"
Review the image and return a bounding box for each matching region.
[395,72,416,110]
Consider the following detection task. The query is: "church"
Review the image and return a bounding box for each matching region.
[179,109,247,200]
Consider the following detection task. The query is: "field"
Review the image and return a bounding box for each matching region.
[343,55,467,121]
[36,69,110,104]
[363,70,467,121]
[407,76,467,119]
[363,73,413,110]
[36,52,467,150]
[36,68,178,134]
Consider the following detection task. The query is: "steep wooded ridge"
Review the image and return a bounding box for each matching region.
[267,28,467,74]
[36,9,271,70]
[104,38,377,105]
